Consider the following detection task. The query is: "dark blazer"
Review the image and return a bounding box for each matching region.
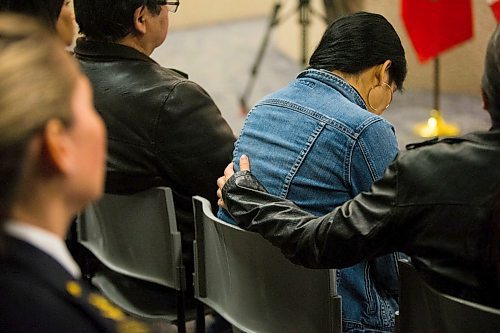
[74,39,235,278]
[0,236,145,333]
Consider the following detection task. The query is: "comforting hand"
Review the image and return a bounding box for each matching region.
[217,155,250,208]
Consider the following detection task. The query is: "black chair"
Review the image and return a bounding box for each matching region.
[193,196,342,333]
[77,187,200,333]
[397,259,500,333]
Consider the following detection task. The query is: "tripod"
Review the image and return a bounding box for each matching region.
[239,0,327,114]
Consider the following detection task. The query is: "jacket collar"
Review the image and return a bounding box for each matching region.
[4,222,80,279]
[462,127,500,145]
[405,128,500,150]
[297,68,367,110]
[74,37,157,64]
[3,236,75,288]
[2,236,120,331]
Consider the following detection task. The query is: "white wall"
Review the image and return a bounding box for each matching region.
[169,0,270,30]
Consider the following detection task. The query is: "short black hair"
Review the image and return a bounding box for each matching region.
[482,25,500,127]
[74,0,162,42]
[309,12,407,90]
[0,0,63,30]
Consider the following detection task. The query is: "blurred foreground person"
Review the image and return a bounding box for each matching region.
[219,25,500,309]
[0,0,76,46]
[0,14,146,332]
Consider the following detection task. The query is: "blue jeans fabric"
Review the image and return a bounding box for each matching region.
[218,69,403,332]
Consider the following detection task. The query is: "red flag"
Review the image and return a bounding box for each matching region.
[401,0,474,63]
[488,0,500,22]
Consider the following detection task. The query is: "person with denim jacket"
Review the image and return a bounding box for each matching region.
[218,12,407,333]
[219,25,500,311]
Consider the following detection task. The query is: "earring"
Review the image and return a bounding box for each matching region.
[367,82,393,114]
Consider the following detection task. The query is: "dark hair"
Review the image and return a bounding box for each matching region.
[74,0,162,42]
[309,12,407,90]
[482,25,500,128]
[0,0,63,30]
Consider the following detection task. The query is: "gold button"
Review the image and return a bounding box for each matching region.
[65,281,82,298]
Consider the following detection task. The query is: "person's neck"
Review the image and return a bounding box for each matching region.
[331,70,371,107]
[331,70,371,106]
[10,183,74,239]
[117,35,152,56]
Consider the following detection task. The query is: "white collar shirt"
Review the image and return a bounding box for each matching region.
[4,221,81,279]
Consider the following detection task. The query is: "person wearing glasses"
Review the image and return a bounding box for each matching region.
[217,12,407,333]
[72,0,235,299]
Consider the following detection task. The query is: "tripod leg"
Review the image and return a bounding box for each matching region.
[299,0,310,67]
[322,0,337,23]
[322,0,359,23]
[239,2,281,115]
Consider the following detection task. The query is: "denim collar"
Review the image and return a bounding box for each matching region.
[297,68,367,110]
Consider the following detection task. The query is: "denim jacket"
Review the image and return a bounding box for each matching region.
[219,69,402,332]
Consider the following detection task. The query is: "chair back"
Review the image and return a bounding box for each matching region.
[77,187,183,290]
[192,196,342,333]
[397,260,500,333]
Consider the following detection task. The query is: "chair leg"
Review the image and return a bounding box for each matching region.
[195,300,206,333]
[176,290,187,333]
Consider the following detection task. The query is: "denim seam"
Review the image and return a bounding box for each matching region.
[259,99,358,138]
[381,259,398,327]
[280,122,326,198]
[343,137,356,191]
[355,116,382,132]
[378,289,390,328]
[357,138,378,181]
[342,320,393,333]
[298,69,366,107]
[364,263,376,314]
[345,118,387,188]
[233,107,256,161]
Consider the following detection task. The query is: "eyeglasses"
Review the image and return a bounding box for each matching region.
[157,0,179,13]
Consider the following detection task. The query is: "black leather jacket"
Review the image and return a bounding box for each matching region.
[222,129,500,306]
[75,39,235,274]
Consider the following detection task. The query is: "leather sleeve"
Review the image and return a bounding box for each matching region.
[222,164,405,269]
[155,80,235,207]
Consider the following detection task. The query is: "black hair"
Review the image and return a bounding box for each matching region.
[482,25,500,128]
[0,0,64,30]
[309,12,407,90]
[74,0,162,42]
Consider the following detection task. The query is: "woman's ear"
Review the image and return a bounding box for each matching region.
[42,119,73,175]
[379,60,392,83]
[133,5,147,35]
